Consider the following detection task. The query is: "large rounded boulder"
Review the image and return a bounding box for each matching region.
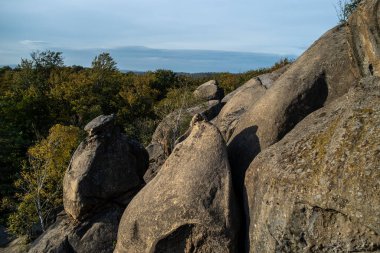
[227,0,380,180]
[245,77,380,252]
[193,80,224,101]
[115,119,239,253]
[63,114,149,220]
[227,22,363,189]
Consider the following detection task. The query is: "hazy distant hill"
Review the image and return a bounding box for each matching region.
[52,46,295,73]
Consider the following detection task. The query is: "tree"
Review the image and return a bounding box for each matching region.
[151,69,179,99]
[91,52,117,72]
[91,53,120,114]
[7,124,81,238]
[49,69,103,125]
[30,50,64,70]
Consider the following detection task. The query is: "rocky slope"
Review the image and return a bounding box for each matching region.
[19,0,380,252]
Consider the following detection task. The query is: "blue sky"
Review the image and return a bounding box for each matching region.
[0,0,338,72]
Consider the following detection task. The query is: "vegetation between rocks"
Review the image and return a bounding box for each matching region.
[336,0,363,23]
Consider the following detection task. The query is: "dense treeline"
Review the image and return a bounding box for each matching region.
[0,50,290,238]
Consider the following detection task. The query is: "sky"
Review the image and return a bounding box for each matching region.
[0,0,339,72]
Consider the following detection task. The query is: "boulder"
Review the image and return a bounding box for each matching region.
[215,78,266,140]
[227,23,362,191]
[0,237,28,253]
[228,0,380,182]
[220,65,289,104]
[142,143,166,183]
[215,65,290,140]
[115,120,239,253]
[257,64,291,89]
[28,205,123,253]
[145,100,222,183]
[245,77,380,252]
[193,80,224,101]
[63,115,149,220]
[84,114,115,136]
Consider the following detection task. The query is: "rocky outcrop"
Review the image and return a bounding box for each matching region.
[245,77,380,252]
[193,80,224,101]
[145,100,222,183]
[29,205,123,253]
[227,23,362,190]
[63,115,149,220]
[115,120,239,253]
[25,1,380,252]
[29,115,149,253]
[227,0,380,181]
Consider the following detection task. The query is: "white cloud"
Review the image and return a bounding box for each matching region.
[19,40,48,46]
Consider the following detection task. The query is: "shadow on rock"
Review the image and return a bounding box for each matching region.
[227,125,260,253]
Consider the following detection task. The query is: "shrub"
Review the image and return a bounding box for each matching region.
[336,0,363,23]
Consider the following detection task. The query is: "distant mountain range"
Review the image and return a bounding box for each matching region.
[1,46,296,73]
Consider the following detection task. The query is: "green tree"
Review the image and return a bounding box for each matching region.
[7,124,81,238]
[30,50,64,70]
[91,52,117,72]
[151,69,179,99]
[49,69,103,125]
[91,53,120,114]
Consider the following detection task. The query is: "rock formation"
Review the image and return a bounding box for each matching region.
[193,80,224,101]
[0,237,28,253]
[28,115,149,253]
[27,1,380,252]
[216,78,265,141]
[64,114,148,220]
[221,65,289,105]
[245,76,380,252]
[144,99,222,183]
[215,65,290,141]
[115,120,239,253]
[227,24,361,186]
[29,205,123,253]
[227,0,380,183]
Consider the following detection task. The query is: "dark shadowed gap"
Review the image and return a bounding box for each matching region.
[227,73,328,251]
[59,236,75,253]
[227,126,260,253]
[154,224,194,253]
[369,64,374,76]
